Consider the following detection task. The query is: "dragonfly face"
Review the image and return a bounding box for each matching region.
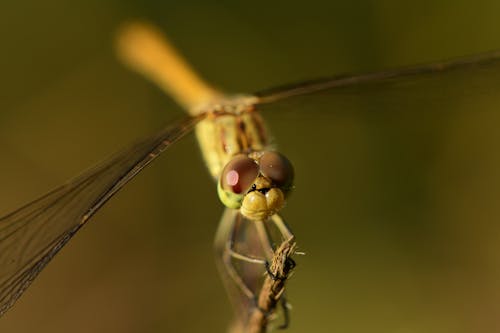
[218,151,294,221]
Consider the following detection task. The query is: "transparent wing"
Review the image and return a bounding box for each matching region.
[214,209,293,329]
[215,209,257,327]
[0,113,204,316]
[254,50,500,104]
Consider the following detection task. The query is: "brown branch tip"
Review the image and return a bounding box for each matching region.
[246,238,297,333]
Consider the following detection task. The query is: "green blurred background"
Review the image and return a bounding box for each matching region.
[1,1,500,332]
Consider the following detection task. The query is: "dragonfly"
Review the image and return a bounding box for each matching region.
[1,21,500,332]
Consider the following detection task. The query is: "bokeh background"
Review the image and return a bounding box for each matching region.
[1,1,500,332]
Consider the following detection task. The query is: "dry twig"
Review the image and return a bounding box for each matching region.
[245,238,297,333]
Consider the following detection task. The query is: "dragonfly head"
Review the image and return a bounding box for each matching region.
[217,151,294,221]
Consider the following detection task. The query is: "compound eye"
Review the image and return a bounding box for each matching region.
[259,151,294,188]
[220,154,259,194]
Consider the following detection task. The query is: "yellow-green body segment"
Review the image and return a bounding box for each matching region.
[195,109,269,180]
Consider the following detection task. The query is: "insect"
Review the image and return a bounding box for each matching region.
[0,21,500,332]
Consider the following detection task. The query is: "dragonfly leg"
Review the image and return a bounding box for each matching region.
[227,248,266,265]
[215,209,296,329]
[254,220,275,259]
[220,242,256,300]
[222,220,278,300]
[259,214,296,281]
[254,214,295,265]
[271,214,295,242]
[215,209,267,301]
[277,296,291,329]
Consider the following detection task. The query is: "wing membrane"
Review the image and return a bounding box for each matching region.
[254,50,500,104]
[214,209,293,329]
[0,113,204,316]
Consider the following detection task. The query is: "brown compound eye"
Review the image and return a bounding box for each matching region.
[259,151,294,189]
[220,154,259,194]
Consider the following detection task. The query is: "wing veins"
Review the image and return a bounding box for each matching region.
[254,50,500,104]
[0,113,205,316]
